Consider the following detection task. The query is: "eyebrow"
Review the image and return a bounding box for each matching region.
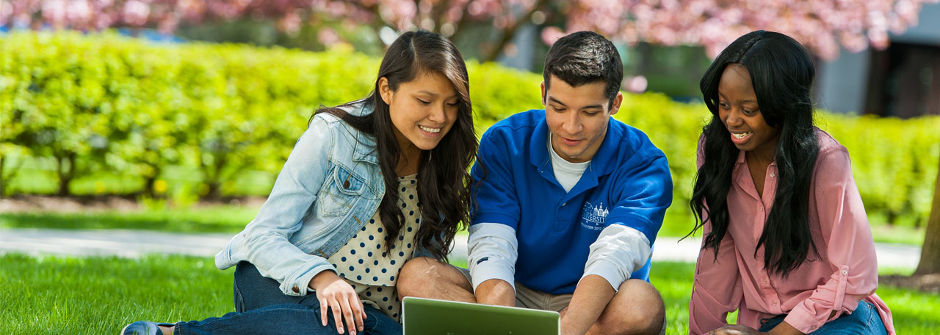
[415,91,458,99]
[547,97,604,110]
[717,92,757,104]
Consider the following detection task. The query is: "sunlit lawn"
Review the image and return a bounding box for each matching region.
[1,254,936,334]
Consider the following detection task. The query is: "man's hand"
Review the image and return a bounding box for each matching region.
[474,279,515,306]
[309,271,367,335]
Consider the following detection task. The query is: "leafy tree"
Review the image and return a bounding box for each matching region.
[4,0,938,61]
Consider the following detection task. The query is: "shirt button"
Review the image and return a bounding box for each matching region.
[561,202,567,206]
[841,270,848,275]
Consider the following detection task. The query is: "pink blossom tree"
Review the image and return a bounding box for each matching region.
[2,0,937,60]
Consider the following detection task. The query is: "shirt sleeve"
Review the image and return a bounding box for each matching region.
[470,131,521,228]
[237,116,337,297]
[581,149,671,289]
[467,130,522,291]
[782,147,879,334]
[603,153,672,244]
[688,137,743,335]
[581,225,651,291]
[467,223,519,291]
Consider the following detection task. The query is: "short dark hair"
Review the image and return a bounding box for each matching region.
[543,31,623,108]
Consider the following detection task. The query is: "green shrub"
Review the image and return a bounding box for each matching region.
[1,31,937,228]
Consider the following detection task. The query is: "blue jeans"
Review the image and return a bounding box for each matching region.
[173,262,402,335]
[758,301,888,335]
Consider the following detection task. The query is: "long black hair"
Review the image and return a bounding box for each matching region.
[315,30,476,262]
[690,30,818,277]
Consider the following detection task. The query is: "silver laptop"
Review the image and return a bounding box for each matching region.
[402,297,560,335]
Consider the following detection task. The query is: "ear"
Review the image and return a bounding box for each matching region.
[608,92,623,116]
[540,82,547,106]
[378,77,392,105]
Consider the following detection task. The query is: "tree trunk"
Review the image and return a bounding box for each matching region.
[144,175,158,198]
[482,0,550,62]
[0,155,6,198]
[142,164,163,198]
[56,152,75,196]
[914,157,940,275]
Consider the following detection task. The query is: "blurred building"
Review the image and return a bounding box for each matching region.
[816,2,940,118]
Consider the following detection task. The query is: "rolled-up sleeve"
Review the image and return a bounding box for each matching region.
[783,148,879,333]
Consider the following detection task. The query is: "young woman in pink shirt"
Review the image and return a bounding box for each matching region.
[687,30,893,335]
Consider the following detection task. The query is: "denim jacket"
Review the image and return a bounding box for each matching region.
[215,101,386,296]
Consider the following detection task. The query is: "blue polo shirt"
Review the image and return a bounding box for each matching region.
[470,109,672,294]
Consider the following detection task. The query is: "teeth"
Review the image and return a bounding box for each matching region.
[419,125,441,133]
[732,132,751,139]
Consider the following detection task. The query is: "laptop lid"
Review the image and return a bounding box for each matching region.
[402,296,560,335]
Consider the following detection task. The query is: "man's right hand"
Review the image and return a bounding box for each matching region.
[474,279,516,306]
[309,271,367,335]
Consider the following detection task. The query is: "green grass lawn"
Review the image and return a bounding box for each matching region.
[1,254,936,334]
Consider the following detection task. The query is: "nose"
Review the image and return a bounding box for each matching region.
[427,102,447,123]
[724,108,744,127]
[561,111,582,134]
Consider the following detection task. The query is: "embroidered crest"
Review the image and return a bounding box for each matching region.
[580,201,609,230]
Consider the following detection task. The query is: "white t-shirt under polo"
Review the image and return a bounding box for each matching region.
[548,135,590,192]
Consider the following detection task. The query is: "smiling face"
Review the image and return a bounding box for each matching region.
[717,64,779,159]
[380,71,459,156]
[542,75,622,163]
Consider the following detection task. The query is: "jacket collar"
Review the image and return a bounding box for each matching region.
[342,101,379,165]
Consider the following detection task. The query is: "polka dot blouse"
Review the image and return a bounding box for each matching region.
[326,174,422,321]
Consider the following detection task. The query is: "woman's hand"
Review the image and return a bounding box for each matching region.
[309,271,367,335]
[708,324,762,335]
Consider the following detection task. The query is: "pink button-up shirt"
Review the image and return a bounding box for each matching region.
[688,129,894,334]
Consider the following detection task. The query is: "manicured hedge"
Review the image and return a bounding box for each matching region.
[1,31,937,227]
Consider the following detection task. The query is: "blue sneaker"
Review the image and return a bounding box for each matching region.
[121,321,173,335]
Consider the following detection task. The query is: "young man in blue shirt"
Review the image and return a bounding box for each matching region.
[399,31,672,335]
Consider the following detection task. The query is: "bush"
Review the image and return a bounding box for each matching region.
[1,31,937,227]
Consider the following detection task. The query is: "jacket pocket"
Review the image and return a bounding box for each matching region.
[314,165,366,217]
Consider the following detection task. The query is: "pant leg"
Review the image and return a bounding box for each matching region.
[234,261,318,312]
[757,301,887,335]
[175,302,401,335]
[811,301,888,335]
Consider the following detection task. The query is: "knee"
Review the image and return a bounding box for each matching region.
[596,280,665,335]
[396,257,445,297]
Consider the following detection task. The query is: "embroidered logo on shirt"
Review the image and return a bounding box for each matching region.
[580,201,608,230]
